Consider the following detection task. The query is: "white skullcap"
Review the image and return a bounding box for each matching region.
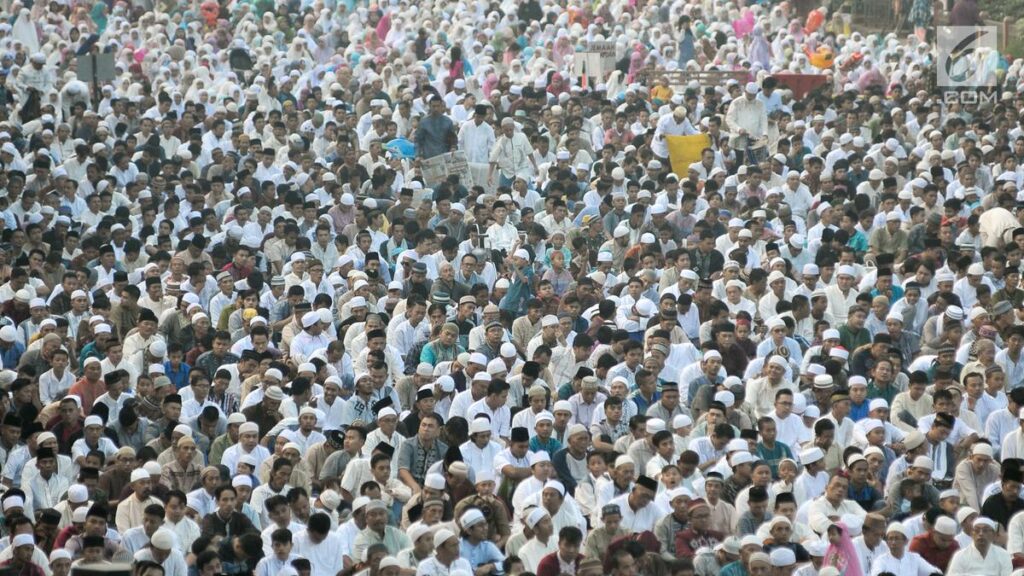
[49,549,72,562]
[151,528,175,550]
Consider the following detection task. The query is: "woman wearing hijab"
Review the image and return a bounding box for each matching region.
[445,45,467,91]
[747,25,772,71]
[626,46,645,83]
[546,72,567,98]
[678,15,695,67]
[823,521,864,576]
[13,7,41,52]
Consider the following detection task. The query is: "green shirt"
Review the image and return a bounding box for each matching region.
[720,559,750,576]
[352,526,411,563]
[839,325,870,352]
[847,230,869,254]
[867,380,898,406]
[756,441,794,479]
[209,433,233,467]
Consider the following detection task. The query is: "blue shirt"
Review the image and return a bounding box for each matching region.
[870,285,905,302]
[719,559,749,576]
[0,341,24,370]
[757,90,783,115]
[420,342,465,367]
[499,265,535,314]
[460,538,505,574]
[849,400,870,422]
[848,230,870,254]
[77,341,104,374]
[415,114,455,159]
[165,361,192,390]
[755,337,803,366]
[630,389,661,414]
[529,436,562,454]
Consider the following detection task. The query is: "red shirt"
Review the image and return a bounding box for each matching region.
[0,559,46,576]
[221,262,252,281]
[676,528,725,558]
[909,531,959,572]
[536,552,582,576]
[68,377,105,415]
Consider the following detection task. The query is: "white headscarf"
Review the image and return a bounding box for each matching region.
[12,9,39,54]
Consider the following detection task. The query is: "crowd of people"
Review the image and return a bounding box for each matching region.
[0,0,1018,574]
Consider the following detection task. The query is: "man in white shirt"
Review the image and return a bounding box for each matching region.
[132,529,187,576]
[164,490,200,556]
[220,422,271,475]
[871,521,941,576]
[488,118,536,189]
[725,83,768,164]
[825,265,860,325]
[416,529,473,576]
[25,447,68,511]
[292,513,345,576]
[946,516,1013,576]
[459,105,496,189]
[485,200,520,254]
[518,509,556,573]
[852,513,889,576]
[290,311,331,363]
[652,107,698,160]
[771,389,810,449]
[466,381,512,442]
[806,474,866,535]
[607,476,667,533]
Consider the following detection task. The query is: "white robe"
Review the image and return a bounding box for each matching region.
[946,542,1013,576]
[518,537,557,573]
[869,551,940,576]
[608,494,669,533]
[292,529,345,576]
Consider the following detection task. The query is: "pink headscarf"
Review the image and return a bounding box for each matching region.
[482,72,498,95]
[547,72,566,96]
[627,48,644,83]
[552,35,573,67]
[823,522,863,576]
[376,11,391,44]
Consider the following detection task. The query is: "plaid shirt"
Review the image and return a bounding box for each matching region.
[397,436,448,486]
[161,459,203,492]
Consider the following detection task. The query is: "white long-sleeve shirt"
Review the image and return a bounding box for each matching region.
[825,284,859,325]
[39,368,74,405]
[651,115,698,158]
[134,548,187,576]
[946,543,1012,576]
[25,472,68,512]
[853,535,889,576]
[293,529,345,576]
[164,517,200,556]
[725,97,768,147]
[608,494,669,533]
[1008,511,1024,555]
[489,132,533,179]
[459,120,496,164]
[519,537,557,573]
[486,221,519,253]
[220,444,271,475]
[806,496,866,535]
[870,551,939,576]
